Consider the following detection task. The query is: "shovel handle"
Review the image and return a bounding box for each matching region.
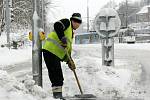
[73,69,83,95]
[64,48,83,95]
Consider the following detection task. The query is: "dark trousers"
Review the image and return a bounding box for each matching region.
[42,49,64,87]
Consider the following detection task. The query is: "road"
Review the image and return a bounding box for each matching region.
[5,60,32,78]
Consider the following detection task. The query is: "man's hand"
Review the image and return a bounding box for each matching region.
[67,60,76,70]
[61,36,67,48]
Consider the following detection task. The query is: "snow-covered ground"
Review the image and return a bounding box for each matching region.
[0,70,55,100]
[61,44,150,99]
[0,34,31,68]
[0,42,150,100]
[0,47,31,67]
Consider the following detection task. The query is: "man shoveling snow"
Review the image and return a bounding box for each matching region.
[42,13,82,99]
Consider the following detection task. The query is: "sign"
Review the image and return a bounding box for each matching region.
[94,8,121,38]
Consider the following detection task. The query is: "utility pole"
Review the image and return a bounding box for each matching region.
[5,0,11,49]
[41,0,45,30]
[87,0,89,32]
[136,14,138,23]
[0,0,4,36]
[125,0,128,29]
[125,0,129,37]
[147,0,150,22]
[32,0,43,87]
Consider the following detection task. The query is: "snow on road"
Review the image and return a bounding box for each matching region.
[0,34,31,68]
[0,43,150,100]
[0,47,31,68]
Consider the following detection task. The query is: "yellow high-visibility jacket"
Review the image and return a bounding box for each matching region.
[43,21,73,62]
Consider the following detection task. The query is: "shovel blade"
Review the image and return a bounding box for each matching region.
[74,94,97,98]
[63,94,97,100]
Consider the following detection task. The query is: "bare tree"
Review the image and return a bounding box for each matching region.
[0,0,59,34]
[11,0,33,33]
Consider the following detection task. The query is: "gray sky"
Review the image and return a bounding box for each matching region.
[47,0,138,23]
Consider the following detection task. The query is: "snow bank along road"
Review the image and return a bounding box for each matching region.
[115,44,150,84]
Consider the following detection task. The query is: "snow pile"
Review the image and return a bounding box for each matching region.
[60,44,147,99]
[0,70,55,100]
[62,60,132,99]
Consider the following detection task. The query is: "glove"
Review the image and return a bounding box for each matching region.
[61,36,67,48]
[67,59,76,70]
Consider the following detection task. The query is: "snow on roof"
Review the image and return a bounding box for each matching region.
[128,22,150,34]
[119,28,128,33]
[136,5,150,14]
[129,22,150,30]
[75,32,98,36]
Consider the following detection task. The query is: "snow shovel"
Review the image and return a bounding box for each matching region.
[64,48,97,100]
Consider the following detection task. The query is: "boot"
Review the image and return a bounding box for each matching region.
[53,92,63,99]
[52,86,63,99]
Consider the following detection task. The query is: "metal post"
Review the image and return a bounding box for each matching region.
[148,7,150,22]
[32,0,43,87]
[111,38,114,66]
[102,39,105,66]
[5,0,11,49]
[41,0,44,30]
[87,0,89,32]
[101,16,115,66]
[102,38,114,66]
